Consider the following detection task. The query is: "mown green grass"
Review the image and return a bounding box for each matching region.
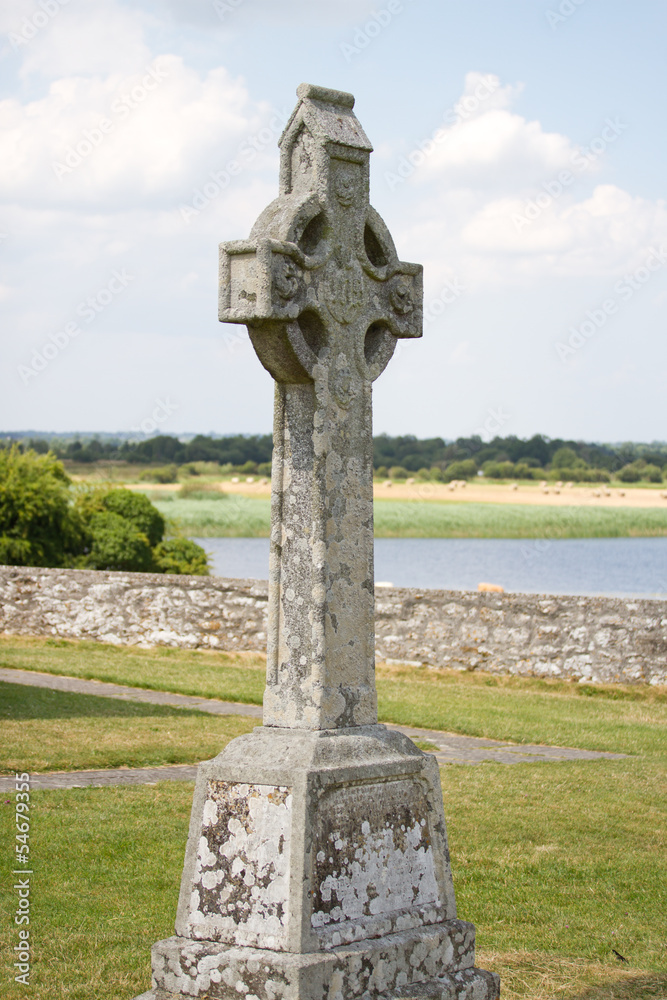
[376,664,667,757]
[0,637,665,998]
[0,766,664,999]
[3,637,665,757]
[152,495,667,538]
[0,637,266,704]
[0,681,256,773]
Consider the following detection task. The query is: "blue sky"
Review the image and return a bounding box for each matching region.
[1,0,665,442]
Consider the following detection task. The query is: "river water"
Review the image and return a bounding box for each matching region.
[194,536,667,598]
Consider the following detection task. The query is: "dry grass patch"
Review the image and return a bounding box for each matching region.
[478,952,667,999]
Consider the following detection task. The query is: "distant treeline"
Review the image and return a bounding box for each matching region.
[372,434,667,473]
[9,434,275,468]
[3,432,667,481]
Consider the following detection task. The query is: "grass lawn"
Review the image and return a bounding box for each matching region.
[0,636,665,999]
[0,637,267,703]
[2,637,665,757]
[0,772,664,1000]
[152,495,667,539]
[0,681,256,773]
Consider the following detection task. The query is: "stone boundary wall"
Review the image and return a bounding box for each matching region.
[0,565,665,686]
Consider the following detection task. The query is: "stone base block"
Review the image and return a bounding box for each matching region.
[133,967,499,1000]
[132,921,498,1000]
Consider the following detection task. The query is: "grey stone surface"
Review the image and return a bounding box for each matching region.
[0,765,199,792]
[132,84,497,999]
[2,565,665,686]
[0,564,268,649]
[148,725,500,1000]
[219,84,422,731]
[133,969,501,1000]
[173,727,456,950]
[374,587,667,686]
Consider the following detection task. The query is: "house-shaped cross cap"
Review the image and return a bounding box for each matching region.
[218,82,423,396]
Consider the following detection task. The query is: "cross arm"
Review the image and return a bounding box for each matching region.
[369,261,423,340]
[219,238,310,326]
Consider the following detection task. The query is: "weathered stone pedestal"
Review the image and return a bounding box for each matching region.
[139,727,496,999]
[132,84,498,1000]
[137,724,498,1000]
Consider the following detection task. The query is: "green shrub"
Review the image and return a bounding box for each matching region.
[443,459,478,481]
[548,467,610,483]
[0,447,84,567]
[182,461,224,477]
[138,464,178,484]
[429,466,444,481]
[100,489,165,547]
[642,464,663,483]
[153,538,210,576]
[617,464,642,483]
[178,482,227,500]
[513,463,538,480]
[180,463,200,477]
[83,512,154,572]
[375,466,388,479]
[238,461,258,474]
[389,466,409,480]
[482,461,515,479]
[0,456,206,576]
[583,467,610,483]
[551,446,584,469]
[257,462,272,476]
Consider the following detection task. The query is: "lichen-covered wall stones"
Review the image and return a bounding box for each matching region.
[2,565,664,685]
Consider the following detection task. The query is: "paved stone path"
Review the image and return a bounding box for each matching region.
[0,667,626,790]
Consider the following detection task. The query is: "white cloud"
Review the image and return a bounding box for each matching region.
[0,0,56,36]
[4,0,152,78]
[388,74,667,286]
[449,340,476,365]
[456,185,667,279]
[0,55,283,209]
[415,82,577,194]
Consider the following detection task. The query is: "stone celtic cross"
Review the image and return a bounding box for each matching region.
[219,82,422,730]
[133,84,498,1000]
